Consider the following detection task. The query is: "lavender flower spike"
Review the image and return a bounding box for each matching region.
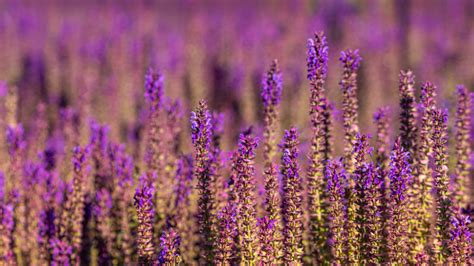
[258,216,277,264]
[307,31,331,263]
[235,131,259,263]
[432,109,453,263]
[411,81,436,259]
[214,203,237,265]
[158,229,182,265]
[191,100,216,263]
[134,176,156,265]
[280,127,304,264]
[339,49,361,174]
[144,67,164,112]
[0,204,14,264]
[68,146,90,265]
[326,159,346,265]
[261,60,284,261]
[387,138,411,264]
[398,70,417,161]
[452,85,472,210]
[449,215,472,264]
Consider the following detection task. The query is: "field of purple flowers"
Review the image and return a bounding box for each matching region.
[0,0,473,265]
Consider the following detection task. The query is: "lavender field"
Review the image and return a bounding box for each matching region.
[0,0,473,265]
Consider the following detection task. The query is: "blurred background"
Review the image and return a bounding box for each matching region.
[0,0,473,155]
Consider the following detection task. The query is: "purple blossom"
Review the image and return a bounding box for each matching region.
[158,229,182,265]
[144,67,164,112]
[339,49,361,174]
[280,127,303,264]
[261,59,282,108]
[307,32,329,82]
[134,176,156,265]
[325,159,346,264]
[386,138,411,264]
[449,215,472,264]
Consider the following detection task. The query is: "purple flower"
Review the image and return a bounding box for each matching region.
[158,229,182,265]
[339,49,361,174]
[134,176,156,265]
[191,100,216,264]
[306,33,332,263]
[280,127,303,263]
[144,67,164,112]
[326,159,346,264]
[214,203,237,264]
[235,131,259,263]
[386,138,411,264]
[452,85,472,210]
[261,59,282,108]
[50,237,72,266]
[6,124,26,159]
[449,215,472,264]
[257,216,277,264]
[68,145,91,264]
[307,32,329,82]
[0,203,14,264]
[398,70,418,162]
[432,109,453,263]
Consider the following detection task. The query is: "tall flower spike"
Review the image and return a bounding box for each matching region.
[355,162,382,264]
[373,108,390,252]
[0,204,14,264]
[398,70,418,162]
[431,109,453,263]
[234,131,259,263]
[452,85,472,210]
[339,49,361,174]
[214,203,237,265]
[68,145,90,265]
[280,127,304,264]
[143,69,167,242]
[449,215,472,264]
[158,229,182,265]
[144,68,164,112]
[411,81,437,259]
[387,138,411,264]
[326,159,346,265]
[307,32,331,263]
[134,176,156,265]
[191,100,216,263]
[257,216,277,264]
[261,60,284,262]
[50,237,72,266]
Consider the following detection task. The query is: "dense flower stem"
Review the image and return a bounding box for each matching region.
[65,146,90,265]
[214,203,237,265]
[235,131,259,263]
[143,68,167,240]
[191,100,216,264]
[134,177,156,265]
[387,138,411,264]
[448,214,472,264]
[257,216,277,265]
[158,228,182,265]
[261,60,283,262]
[339,49,361,175]
[326,159,346,265]
[411,82,436,259]
[280,127,304,264]
[398,70,418,162]
[306,32,331,263]
[452,85,472,210]
[431,109,453,263]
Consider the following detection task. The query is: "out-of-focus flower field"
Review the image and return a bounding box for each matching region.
[0,0,473,265]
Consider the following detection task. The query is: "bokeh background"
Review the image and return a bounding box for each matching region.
[0,0,473,156]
